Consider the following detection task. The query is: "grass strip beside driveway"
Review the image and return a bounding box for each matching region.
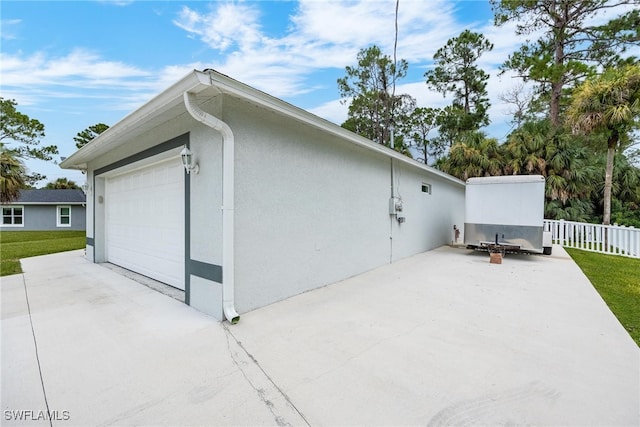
[567,248,640,346]
[0,231,86,276]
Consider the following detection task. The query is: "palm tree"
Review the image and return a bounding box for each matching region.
[44,177,80,189]
[1,148,25,203]
[438,131,504,180]
[502,120,598,221]
[502,120,547,176]
[566,65,640,225]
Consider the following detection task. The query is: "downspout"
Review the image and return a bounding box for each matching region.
[389,126,395,264]
[183,91,240,324]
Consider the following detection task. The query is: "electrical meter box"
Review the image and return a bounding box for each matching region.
[389,197,403,215]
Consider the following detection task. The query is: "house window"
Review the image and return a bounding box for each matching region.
[2,206,24,226]
[421,183,432,194]
[57,206,71,227]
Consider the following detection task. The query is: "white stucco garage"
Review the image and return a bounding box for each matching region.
[60,69,465,322]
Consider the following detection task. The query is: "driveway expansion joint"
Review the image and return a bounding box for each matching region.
[222,324,311,427]
[20,273,53,427]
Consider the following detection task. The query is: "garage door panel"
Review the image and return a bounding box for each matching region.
[106,158,185,289]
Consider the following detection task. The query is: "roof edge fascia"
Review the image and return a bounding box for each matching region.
[60,70,209,170]
[62,69,464,188]
[205,71,465,188]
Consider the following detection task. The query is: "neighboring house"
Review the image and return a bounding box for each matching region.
[1,189,86,231]
[60,69,465,322]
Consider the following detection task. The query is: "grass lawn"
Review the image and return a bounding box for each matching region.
[566,248,640,346]
[0,231,86,276]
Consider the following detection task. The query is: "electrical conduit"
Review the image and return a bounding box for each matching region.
[183,91,240,324]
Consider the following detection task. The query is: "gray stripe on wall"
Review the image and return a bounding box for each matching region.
[189,260,223,283]
[86,237,94,246]
[94,133,190,176]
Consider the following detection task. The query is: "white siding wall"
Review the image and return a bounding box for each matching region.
[84,93,464,319]
[188,114,224,266]
[224,97,465,314]
[390,163,465,262]
[187,111,225,318]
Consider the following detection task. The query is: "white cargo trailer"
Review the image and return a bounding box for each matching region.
[464,175,552,255]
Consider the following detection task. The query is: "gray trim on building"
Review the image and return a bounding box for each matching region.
[189,259,223,284]
[92,132,223,306]
[94,134,190,176]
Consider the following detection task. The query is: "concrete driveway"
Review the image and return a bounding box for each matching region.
[2,247,638,426]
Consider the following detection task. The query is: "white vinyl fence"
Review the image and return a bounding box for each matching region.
[544,219,640,259]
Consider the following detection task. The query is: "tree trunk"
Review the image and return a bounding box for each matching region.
[550,38,564,127]
[550,80,563,128]
[603,145,615,226]
[550,1,565,128]
[464,87,470,115]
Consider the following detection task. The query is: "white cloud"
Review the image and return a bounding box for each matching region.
[289,0,462,62]
[168,0,528,134]
[475,19,532,70]
[0,49,199,107]
[292,1,390,45]
[173,3,264,52]
[0,19,21,40]
[170,0,465,97]
[307,98,348,125]
[1,49,150,88]
[173,3,315,96]
[290,2,534,137]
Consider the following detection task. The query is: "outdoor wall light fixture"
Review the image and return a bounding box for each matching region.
[180,146,199,174]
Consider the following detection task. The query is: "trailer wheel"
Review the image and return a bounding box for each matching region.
[543,246,552,255]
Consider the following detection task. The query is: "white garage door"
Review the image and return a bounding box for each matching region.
[106,158,185,290]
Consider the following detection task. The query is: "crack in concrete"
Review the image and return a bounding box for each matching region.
[223,324,310,427]
[21,273,53,427]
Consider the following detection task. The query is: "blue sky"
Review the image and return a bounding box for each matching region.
[2,0,624,186]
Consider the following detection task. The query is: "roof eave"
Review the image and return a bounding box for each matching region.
[61,69,464,188]
[60,70,210,170]
[205,71,466,188]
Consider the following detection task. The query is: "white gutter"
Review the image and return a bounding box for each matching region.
[205,71,466,188]
[183,91,240,324]
[60,71,210,170]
